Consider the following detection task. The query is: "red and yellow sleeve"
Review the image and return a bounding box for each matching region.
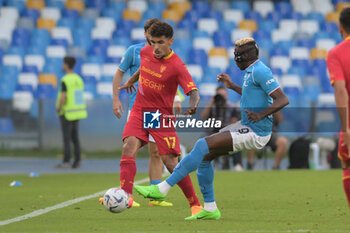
[326,50,345,86]
[177,62,197,95]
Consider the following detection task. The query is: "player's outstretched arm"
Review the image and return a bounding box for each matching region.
[217,73,242,95]
[113,69,125,119]
[245,88,289,123]
[184,89,200,115]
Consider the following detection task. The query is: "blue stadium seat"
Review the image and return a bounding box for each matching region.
[31,29,50,48]
[287,66,306,78]
[86,55,104,66]
[306,12,325,25]
[270,47,289,56]
[313,31,332,40]
[88,46,107,58]
[7,0,25,13]
[219,21,237,32]
[266,12,283,22]
[0,118,14,134]
[226,66,244,87]
[303,85,321,102]
[192,1,210,16]
[296,38,316,49]
[284,12,303,21]
[92,39,110,48]
[22,65,39,74]
[22,8,40,22]
[255,38,274,53]
[118,20,136,31]
[271,68,283,76]
[36,84,56,99]
[142,9,162,20]
[187,49,207,67]
[1,65,19,77]
[203,10,223,21]
[0,81,16,99]
[100,75,113,82]
[321,22,339,33]
[172,38,193,53]
[258,20,277,32]
[113,28,131,39]
[253,30,271,40]
[274,1,292,17]
[213,30,232,48]
[174,49,188,63]
[112,37,131,47]
[292,59,310,68]
[245,11,262,21]
[16,84,34,93]
[27,46,46,56]
[202,67,221,83]
[7,46,26,59]
[184,10,201,24]
[12,28,31,47]
[0,48,3,62]
[74,30,92,51]
[62,9,80,19]
[83,75,97,85]
[108,0,126,11]
[77,18,95,31]
[47,0,65,10]
[276,40,295,52]
[58,18,76,31]
[106,56,122,64]
[51,39,69,49]
[148,1,166,12]
[231,1,250,13]
[192,30,210,39]
[177,19,197,31]
[102,8,122,22]
[88,0,107,12]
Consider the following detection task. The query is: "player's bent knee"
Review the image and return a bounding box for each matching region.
[122,140,139,157]
[194,138,210,155]
[277,136,288,147]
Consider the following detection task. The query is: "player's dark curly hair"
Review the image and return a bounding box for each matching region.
[340,7,350,33]
[148,21,174,39]
[63,56,76,69]
[144,18,160,32]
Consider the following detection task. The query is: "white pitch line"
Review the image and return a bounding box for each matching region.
[0,175,160,227]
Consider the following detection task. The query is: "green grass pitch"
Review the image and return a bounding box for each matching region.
[0,170,349,233]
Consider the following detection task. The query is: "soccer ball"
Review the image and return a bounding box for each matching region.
[103,188,129,213]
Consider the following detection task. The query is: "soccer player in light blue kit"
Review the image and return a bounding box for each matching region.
[112,18,174,207]
[135,38,289,220]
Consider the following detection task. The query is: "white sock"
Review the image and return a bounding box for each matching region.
[157,181,171,195]
[204,202,217,212]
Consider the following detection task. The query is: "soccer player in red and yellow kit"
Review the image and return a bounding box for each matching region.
[119,21,202,215]
[327,7,350,207]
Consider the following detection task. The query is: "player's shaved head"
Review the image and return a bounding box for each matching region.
[340,7,350,33]
[144,18,160,32]
[149,21,174,39]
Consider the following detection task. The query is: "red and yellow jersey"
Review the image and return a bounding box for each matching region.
[133,45,197,115]
[327,36,350,90]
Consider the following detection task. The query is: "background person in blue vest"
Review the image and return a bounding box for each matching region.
[56,56,87,169]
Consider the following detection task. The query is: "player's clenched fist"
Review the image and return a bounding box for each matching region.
[217,73,234,89]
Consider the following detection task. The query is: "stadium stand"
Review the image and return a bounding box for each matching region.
[0,0,346,134]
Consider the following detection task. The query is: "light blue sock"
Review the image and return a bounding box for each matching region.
[197,161,215,202]
[150,179,161,185]
[166,138,209,186]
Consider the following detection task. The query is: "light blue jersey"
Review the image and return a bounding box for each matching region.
[240,60,280,136]
[118,43,145,110]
